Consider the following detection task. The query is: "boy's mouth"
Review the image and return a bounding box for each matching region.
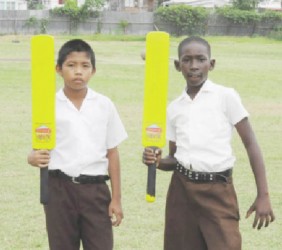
[73,78,84,83]
[188,73,201,78]
[187,73,202,80]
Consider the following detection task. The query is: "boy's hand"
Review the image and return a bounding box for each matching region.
[246,194,275,230]
[142,147,162,167]
[27,150,50,168]
[109,199,123,227]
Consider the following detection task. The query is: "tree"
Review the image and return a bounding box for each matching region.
[232,0,261,10]
[52,0,104,33]
[26,0,43,9]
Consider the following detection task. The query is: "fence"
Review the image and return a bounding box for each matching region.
[0,10,154,35]
[0,10,281,36]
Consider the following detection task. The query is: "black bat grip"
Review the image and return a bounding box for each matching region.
[146,163,156,202]
[40,167,49,205]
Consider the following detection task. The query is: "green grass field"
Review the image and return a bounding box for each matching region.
[0,35,281,250]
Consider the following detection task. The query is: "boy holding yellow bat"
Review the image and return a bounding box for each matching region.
[143,36,275,250]
[28,39,127,250]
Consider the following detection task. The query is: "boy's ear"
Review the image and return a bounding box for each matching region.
[174,59,181,72]
[56,65,62,75]
[209,59,216,71]
[92,68,96,75]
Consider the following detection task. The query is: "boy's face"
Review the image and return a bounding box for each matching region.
[175,42,215,88]
[56,51,95,92]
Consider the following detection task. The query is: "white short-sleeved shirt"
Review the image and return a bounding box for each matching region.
[167,80,249,172]
[49,88,128,177]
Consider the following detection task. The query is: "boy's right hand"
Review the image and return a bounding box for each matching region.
[142,147,162,167]
[27,150,50,168]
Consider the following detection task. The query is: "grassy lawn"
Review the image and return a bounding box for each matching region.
[0,34,281,250]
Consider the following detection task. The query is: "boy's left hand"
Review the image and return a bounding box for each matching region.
[109,199,123,227]
[246,195,275,230]
[142,147,162,167]
[27,149,50,168]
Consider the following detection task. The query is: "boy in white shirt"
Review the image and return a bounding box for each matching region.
[28,39,127,250]
[143,36,275,250]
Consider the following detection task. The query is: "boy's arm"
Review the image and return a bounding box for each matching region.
[107,147,123,227]
[235,117,275,230]
[27,149,50,168]
[142,141,178,171]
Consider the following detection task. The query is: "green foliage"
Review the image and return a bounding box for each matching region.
[52,0,79,25]
[24,16,38,28]
[232,0,260,10]
[24,17,49,34]
[51,0,102,33]
[40,18,49,34]
[260,10,282,22]
[118,20,130,34]
[216,6,282,25]
[269,25,282,40]
[155,5,209,36]
[216,6,259,24]
[81,0,105,15]
[26,0,43,10]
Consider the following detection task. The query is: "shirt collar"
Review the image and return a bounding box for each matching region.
[179,79,215,100]
[201,79,215,92]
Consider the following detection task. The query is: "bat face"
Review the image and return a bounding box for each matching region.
[142,32,170,203]
[31,35,56,150]
[142,32,170,148]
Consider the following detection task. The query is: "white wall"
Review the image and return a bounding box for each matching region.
[0,0,27,10]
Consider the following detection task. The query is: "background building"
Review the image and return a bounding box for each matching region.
[0,0,281,12]
[0,0,232,10]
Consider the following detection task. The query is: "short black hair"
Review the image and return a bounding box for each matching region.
[57,39,96,68]
[178,36,211,58]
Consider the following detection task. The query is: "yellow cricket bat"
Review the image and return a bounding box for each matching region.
[142,31,170,202]
[31,35,56,204]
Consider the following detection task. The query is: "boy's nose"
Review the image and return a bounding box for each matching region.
[74,66,82,74]
[190,59,199,69]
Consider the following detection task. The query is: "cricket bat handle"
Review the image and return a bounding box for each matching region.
[40,167,48,205]
[146,163,156,202]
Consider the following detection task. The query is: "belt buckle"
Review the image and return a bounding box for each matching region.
[188,170,193,180]
[209,174,214,181]
[72,177,80,184]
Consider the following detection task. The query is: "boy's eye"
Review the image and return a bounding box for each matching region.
[182,57,190,63]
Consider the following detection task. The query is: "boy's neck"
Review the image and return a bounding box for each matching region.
[186,82,204,99]
[63,87,87,99]
[63,87,88,110]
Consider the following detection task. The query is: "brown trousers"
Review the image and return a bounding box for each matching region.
[164,171,241,250]
[44,175,113,250]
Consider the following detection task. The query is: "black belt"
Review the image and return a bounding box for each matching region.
[49,170,110,184]
[175,163,232,183]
